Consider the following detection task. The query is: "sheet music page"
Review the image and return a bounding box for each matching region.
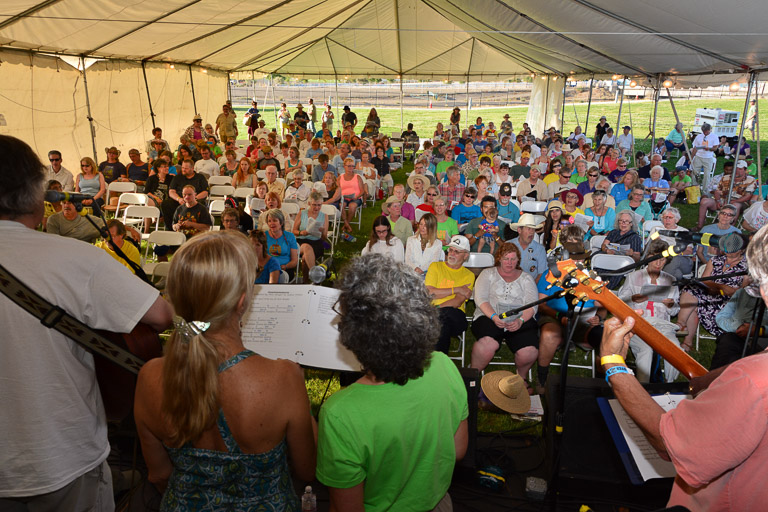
[608,394,689,481]
[241,285,360,371]
[640,284,674,303]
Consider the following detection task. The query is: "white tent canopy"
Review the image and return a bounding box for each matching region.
[1,0,766,160]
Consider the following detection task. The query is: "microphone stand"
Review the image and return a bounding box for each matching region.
[595,241,688,277]
[75,201,151,284]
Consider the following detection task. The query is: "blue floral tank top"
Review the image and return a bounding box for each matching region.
[161,350,299,511]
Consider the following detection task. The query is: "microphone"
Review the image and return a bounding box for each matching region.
[653,230,720,247]
[308,259,333,284]
[44,190,95,203]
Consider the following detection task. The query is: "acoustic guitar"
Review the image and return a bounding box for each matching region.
[94,323,163,422]
[546,258,707,380]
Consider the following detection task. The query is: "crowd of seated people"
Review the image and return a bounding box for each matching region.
[28,96,768,510]
[40,104,768,390]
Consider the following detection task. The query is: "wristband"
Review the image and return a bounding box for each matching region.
[451,287,454,296]
[490,313,497,320]
[605,365,634,384]
[600,354,625,367]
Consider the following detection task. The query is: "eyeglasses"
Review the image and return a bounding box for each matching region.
[427,192,438,196]
[49,158,61,162]
[588,173,598,177]
[464,193,476,198]
[720,211,736,217]
[374,228,389,234]
[80,164,90,168]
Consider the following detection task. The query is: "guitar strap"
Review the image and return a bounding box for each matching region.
[0,262,145,375]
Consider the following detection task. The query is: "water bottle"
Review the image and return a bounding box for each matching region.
[301,485,317,512]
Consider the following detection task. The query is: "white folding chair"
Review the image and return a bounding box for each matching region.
[280,202,300,227]
[146,261,171,289]
[365,178,378,206]
[642,220,664,247]
[209,185,234,203]
[142,230,186,270]
[256,170,267,180]
[591,253,635,271]
[208,199,226,217]
[521,200,547,226]
[103,182,138,215]
[208,175,232,186]
[590,235,607,253]
[320,204,340,252]
[122,205,160,239]
[464,252,495,270]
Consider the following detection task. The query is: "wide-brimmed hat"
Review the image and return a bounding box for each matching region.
[719,232,747,254]
[509,213,544,231]
[381,194,403,214]
[548,200,564,212]
[407,173,430,190]
[503,114,510,118]
[296,103,304,108]
[481,371,531,414]
[193,113,202,121]
[105,146,121,157]
[560,189,584,206]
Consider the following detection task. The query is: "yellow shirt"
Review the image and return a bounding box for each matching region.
[96,239,141,274]
[425,261,475,312]
[543,173,560,186]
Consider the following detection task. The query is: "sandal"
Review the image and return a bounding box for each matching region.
[674,322,688,337]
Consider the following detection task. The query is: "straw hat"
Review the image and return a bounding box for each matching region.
[481,371,531,414]
[381,194,403,215]
[509,213,544,231]
[407,173,430,190]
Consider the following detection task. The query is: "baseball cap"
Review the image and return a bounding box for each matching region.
[448,235,470,252]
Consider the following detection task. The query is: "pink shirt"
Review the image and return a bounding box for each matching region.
[660,350,768,510]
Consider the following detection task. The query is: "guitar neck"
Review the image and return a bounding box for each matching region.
[591,286,707,380]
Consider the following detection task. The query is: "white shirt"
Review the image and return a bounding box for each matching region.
[44,165,75,192]
[692,132,719,159]
[744,201,768,231]
[617,269,679,322]
[617,133,634,150]
[194,158,220,178]
[404,235,445,273]
[360,238,404,262]
[472,267,538,321]
[0,220,160,496]
[407,191,426,208]
[217,150,245,165]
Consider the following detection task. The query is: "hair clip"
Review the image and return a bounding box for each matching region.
[173,315,211,343]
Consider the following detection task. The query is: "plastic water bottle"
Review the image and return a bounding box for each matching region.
[301,485,317,512]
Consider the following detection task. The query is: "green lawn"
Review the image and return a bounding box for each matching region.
[235,98,766,432]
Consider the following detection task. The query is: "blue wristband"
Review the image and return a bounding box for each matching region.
[605,365,630,383]
[490,313,497,320]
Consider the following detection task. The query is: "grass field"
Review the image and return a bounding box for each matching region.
[235,98,766,431]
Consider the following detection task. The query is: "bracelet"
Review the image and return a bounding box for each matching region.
[490,313,497,320]
[451,287,454,296]
[600,354,626,366]
[605,365,633,384]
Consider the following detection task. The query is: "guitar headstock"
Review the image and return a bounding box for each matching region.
[545,258,607,305]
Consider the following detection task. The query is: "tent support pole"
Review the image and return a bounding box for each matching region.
[726,72,755,205]
[271,76,278,130]
[544,76,550,133]
[141,61,156,129]
[665,89,692,162]
[252,71,256,102]
[466,77,470,130]
[334,77,340,124]
[400,78,404,132]
[80,56,98,161]
[585,74,594,137]
[756,82,762,188]
[615,75,626,131]
[650,75,661,145]
[188,65,198,114]
[227,72,232,102]
[560,77,566,132]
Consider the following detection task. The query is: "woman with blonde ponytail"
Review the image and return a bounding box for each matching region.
[134,230,316,511]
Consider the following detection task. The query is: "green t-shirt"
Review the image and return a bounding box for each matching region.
[317,352,468,511]
[672,175,692,185]
[436,217,459,251]
[436,160,453,177]
[570,173,588,185]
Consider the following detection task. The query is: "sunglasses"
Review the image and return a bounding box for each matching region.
[464,194,476,198]
[427,192,438,196]
[49,158,61,162]
[588,173,599,177]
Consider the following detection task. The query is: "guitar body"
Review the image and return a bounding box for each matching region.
[94,323,163,421]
